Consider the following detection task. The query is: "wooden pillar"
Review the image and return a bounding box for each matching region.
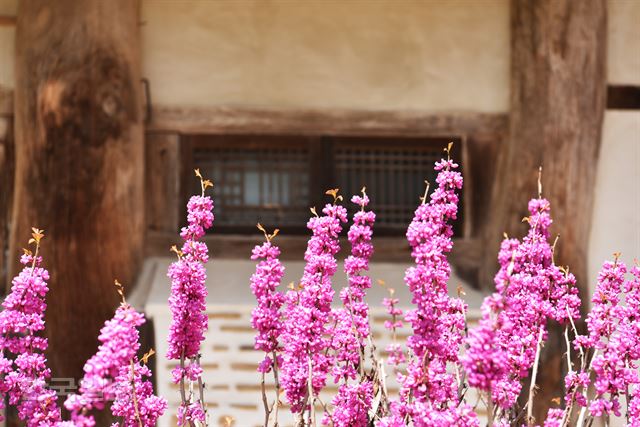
[0,88,13,294]
[480,0,607,421]
[11,0,144,397]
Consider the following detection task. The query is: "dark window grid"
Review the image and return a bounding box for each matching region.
[330,138,460,233]
[192,143,312,229]
[184,135,464,236]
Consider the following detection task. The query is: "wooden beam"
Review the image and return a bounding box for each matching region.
[145,108,503,286]
[148,105,508,138]
[481,0,607,422]
[607,85,640,109]
[145,132,181,233]
[0,115,12,296]
[0,15,16,26]
[0,87,12,296]
[146,231,481,276]
[0,86,13,116]
[12,2,144,420]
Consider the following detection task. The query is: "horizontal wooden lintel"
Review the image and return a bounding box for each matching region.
[607,85,640,110]
[0,87,13,116]
[147,105,508,138]
[0,15,16,26]
[146,231,481,270]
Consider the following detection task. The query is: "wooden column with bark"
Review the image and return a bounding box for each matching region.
[480,0,606,422]
[12,0,144,399]
[0,88,13,295]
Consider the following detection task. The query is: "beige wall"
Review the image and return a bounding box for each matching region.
[588,111,639,427]
[588,1,640,304]
[588,111,640,294]
[2,1,638,107]
[608,0,640,85]
[140,0,510,112]
[0,0,16,92]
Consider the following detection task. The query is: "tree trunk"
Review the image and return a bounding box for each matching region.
[480,0,607,422]
[11,0,144,419]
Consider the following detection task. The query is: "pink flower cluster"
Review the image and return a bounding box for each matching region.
[64,303,146,426]
[327,381,373,427]
[383,158,473,424]
[7,157,640,427]
[332,193,375,379]
[463,197,581,416]
[250,239,285,373]
[167,195,214,361]
[565,260,640,420]
[280,202,347,413]
[167,193,214,423]
[630,384,640,426]
[327,192,376,425]
[0,250,62,426]
[382,294,405,366]
[110,358,167,426]
[0,231,166,427]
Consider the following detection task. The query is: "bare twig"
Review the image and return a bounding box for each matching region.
[130,360,143,427]
[179,350,196,427]
[195,354,207,426]
[307,356,316,427]
[261,371,271,427]
[272,350,281,427]
[527,327,545,425]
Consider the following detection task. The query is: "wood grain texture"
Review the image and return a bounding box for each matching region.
[0,87,12,115]
[146,231,481,275]
[148,105,508,138]
[0,109,13,296]
[11,2,144,418]
[145,132,180,232]
[146,110,503,287]
[481,0,607,422]
[0,15,16,26]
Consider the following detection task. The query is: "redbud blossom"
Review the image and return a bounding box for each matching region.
[569,260,640,419]
[110,360,168,426]
[65,303,146,426]
[397,159,473,423]
[280,202,347,413]
[0,249,62,426]
[250,239,286,373]
[167,193,214,422]
[327,193,376,426]
[464,197,581,411]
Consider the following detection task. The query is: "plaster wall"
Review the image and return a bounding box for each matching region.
[588,111,640,291]
[589,110,640,427]
[609,0,640,85]
[1,1,638,105]
[140,0,510,112]
[0,0,16,92]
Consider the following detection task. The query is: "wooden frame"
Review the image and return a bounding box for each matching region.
[179,133,469,237]
[607,85,640,110]
[182,134,320,234]
[148,105,508,138]
[145,106,506,283]
[0,89,13,294]
[0,15,16,27]
[0,87,12,116]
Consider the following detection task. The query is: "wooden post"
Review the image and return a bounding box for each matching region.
[480,0,607,422]
[0,88,13,294]
[11,0,144,406]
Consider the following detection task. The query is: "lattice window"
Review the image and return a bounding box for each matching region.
[186,135,315,230]
[331,136,462,234]
[184,135,465,235]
